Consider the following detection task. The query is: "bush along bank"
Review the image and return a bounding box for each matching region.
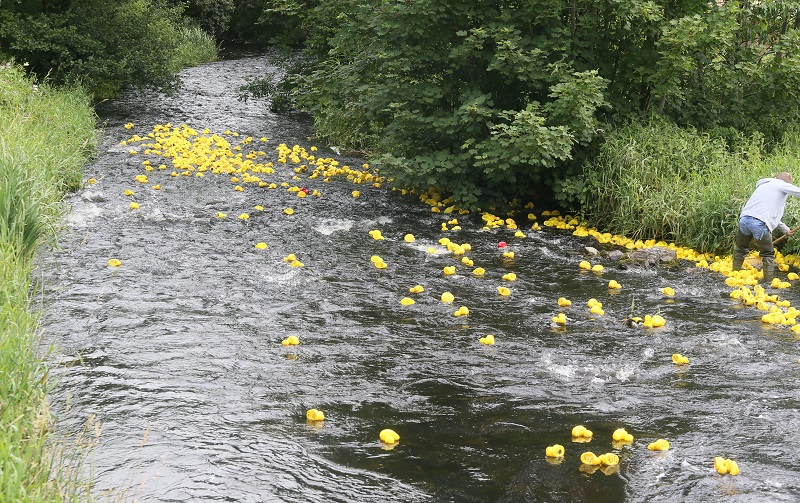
[0,61,96,500]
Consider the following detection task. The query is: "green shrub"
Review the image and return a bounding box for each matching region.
[170,26,218,72]
[580,117,800,254]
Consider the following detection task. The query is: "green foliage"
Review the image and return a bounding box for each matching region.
[255,0,800,208]
[580,117,800,254]
[170,26,218,72]
[0,0,188,99]
[181,0,235,38]
[0,61,96,501]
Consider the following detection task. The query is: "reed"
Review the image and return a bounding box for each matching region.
[170,26,218,73]
[581,118,800,254]
[0,61,96,500]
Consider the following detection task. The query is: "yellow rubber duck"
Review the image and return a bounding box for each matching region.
[380,429,400,444]
[788,272,799,281]
[238,213,250,220]
[608,280,621,289]
[306,409,325,421]
[454,306,470,317]
[281,335,300,346]
[443,266,456,275]
[503,251,515,259]
[284,254,297,262]
[612,428,634,443]
[587,298,600,307]
[671,353,689,365]
[441,291,455,303]
[290,260,304,267]
[598,453,620,466]
[479,334,495,345]
[461,257,474,266]
[400,297,415,306]
[254,242,268,249]
[572,425,593,439]
[352,190,360,198]
[374,260,387,269]
[502,273,517,281]
[580,452,601,466]
[473,267,486,276]
[135,174,148,183]
[651,314,666,327]
[404,234,415,242]
[552,313,567,325]
[714,456,740,475]
[283,208,294,215]
[409,285,424,294]
[662,287,675,297]
[592,264,604,273]
[369,229,385,240]
[647,439,670,451]
[579,260,591,270]
[124,189,134,196]
[129,202,140,209]
[497,286,511,296]
[558,297,572,307]
[545,444,565,457]
[107,259,122,267]
[590,304,605,316]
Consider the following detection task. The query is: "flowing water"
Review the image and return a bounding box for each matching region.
[38,51,800,502]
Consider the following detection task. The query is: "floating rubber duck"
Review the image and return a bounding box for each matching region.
[579,260,591,270]
[592,264,604,273]
[497,286,511,296]
[238,213,250,220]
[254,242,267,249]
[400,297,415,306]
[671,353,689,365]
[502,273,517,281]
[124,189,134,196]
[473,267,486,276]
[129,202,140,209]
[284,208,294,215]
[580,452,601,466]
[608,280,621,289]
[284,254,297,262]
[558,297,572,307]
[714,457,740,475]
[651,314,666,327]
[788,272,799,281]
[107,259,122,267]
[441,292,455,303]
[374,260,387,269]
[380,429,400,444]
[624,317,642,328]
[572,425,593,439]
[404,234,415,242]
[590,304,605,316]
[647,439,670,451]
[461,257,474,266]
[551,313,567,325]
[281,335,300,346]
[479,334,495,345]
[598,453,619,466]
[587,298,600,307]
[545,444,565,458]
[369,229,385,240]
[662,287,675,296]
[352,190,360,198]
[612,428,634,443]
[306,409,325,421]
[443,266,456,275]
[135,174,148,183]
[409,285,424,294]
[454,306,470,317]
[290,260,304,268]
[503,251,515,259]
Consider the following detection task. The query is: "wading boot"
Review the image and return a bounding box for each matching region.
[762,255,775,285]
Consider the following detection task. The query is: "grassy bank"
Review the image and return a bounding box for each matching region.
[170,26,218,73]
[0,62,96,500]
[580,118,800,255]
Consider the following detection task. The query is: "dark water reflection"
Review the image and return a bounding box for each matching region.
[38,51,800,502]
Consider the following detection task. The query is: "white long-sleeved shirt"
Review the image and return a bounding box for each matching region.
[740,177,800,233]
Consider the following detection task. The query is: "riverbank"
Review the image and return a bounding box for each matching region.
[0,62,96,500]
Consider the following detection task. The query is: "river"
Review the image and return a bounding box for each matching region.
[38,51,800,502]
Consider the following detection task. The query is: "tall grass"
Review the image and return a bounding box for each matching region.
[581,117,800,254]
[170,26,218,73]
[0,61,96,500]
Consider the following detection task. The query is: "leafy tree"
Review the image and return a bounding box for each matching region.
[0,0,186,99]
[256,0,800,208]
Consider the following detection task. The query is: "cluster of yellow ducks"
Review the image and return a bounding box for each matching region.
[111,122,783,475]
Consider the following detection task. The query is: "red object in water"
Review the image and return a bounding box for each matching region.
[498,241,507,248]
[300,187,310,194]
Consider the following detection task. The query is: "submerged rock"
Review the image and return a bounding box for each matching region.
[627,246,677,264]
